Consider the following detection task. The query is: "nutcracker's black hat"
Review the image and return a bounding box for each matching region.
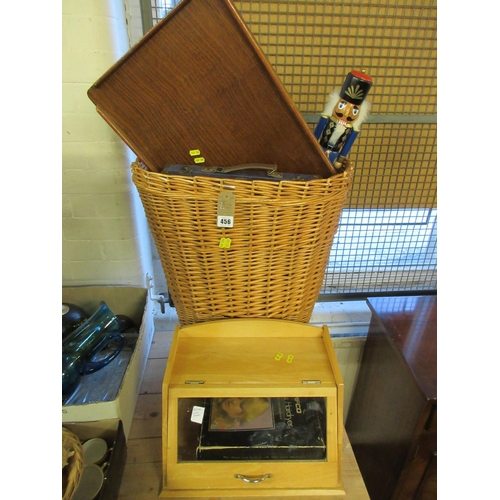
[340,70,373,106]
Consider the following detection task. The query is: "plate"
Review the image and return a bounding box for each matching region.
[82,438,108,465]
[72,464,104,500]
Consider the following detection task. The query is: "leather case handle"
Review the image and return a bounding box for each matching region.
[201,163,282,178]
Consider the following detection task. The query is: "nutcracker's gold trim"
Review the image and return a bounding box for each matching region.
[345,85,365,101]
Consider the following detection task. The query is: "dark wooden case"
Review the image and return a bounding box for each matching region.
[345,295,437,500]
[87,0,335,178]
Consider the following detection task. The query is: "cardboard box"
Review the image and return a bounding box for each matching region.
[64,419,126,500]
[62,286,154,438]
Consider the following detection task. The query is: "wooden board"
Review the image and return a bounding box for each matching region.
[87,0,335,177]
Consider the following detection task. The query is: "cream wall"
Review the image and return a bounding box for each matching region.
[62,0,153,286]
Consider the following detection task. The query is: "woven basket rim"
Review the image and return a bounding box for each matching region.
[131,158,353,183]
[131,160,354,203]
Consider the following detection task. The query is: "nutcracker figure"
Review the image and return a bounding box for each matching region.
[314,70,373,172]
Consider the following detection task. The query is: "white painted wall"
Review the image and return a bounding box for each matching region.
[62,0,153,286]
[123,0,147,46]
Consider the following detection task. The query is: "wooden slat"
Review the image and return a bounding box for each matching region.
[126,437,162,464]
[342,436,372,499]
[139,358,168,395]
[148,330,174,359]
[127,393,163,440]
[119,462,163,499]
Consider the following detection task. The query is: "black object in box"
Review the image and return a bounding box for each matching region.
[63,419,126,500]
[196,397,327,460]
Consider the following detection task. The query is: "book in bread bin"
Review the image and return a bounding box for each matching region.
[196,397,327,460]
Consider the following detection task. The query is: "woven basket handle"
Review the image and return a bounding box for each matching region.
[201,164,282,178]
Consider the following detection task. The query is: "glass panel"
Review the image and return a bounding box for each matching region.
[177,397,327,462]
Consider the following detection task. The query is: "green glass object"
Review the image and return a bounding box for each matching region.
[62,302,124,396]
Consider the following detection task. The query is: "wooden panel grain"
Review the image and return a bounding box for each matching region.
[87,0,334,177]
[148,330,174,360]
[119,461,163,499]
[346,329,427,499]
[128,393,163,440]
[345,296,437,500]
[170,336,335,385]
[126,436,162,464]
[139,358,168,395]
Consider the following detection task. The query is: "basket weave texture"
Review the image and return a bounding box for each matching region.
[62,427,83,500]
[132,160,354,326]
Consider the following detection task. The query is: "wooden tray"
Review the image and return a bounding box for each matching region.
[87,0,335,177]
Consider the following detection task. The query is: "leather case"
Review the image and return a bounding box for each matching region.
[161,163,322,182]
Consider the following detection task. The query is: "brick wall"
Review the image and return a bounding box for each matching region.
[62,0,153,286]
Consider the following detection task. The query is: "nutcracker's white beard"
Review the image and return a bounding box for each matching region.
[322,90,342,116]
[327,122,347,149]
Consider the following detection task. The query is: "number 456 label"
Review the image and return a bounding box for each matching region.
[217,215,234,228]
[217,192,235,228]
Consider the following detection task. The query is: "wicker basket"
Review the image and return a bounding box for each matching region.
[62,427,84,500]
[132,160,354,326]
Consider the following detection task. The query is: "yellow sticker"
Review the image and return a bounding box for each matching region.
[189,149,201,156]
[194,157,205,164]
[219,237,231,249]
[274,352,283,361]
[286,355,294,363]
